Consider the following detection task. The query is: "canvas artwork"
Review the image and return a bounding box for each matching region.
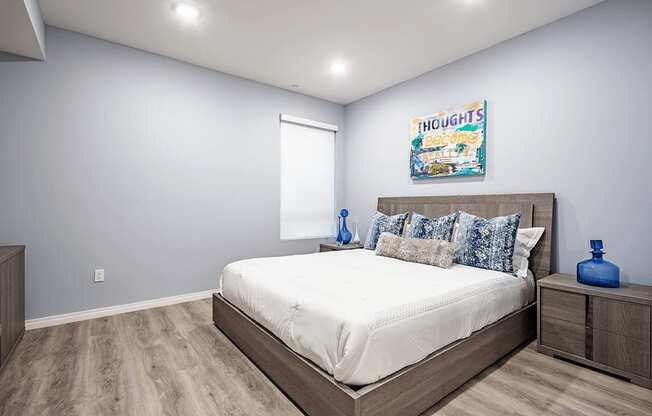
[410,99,487,179]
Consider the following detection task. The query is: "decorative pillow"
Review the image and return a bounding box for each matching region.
[513,227,545,278]
[364,212,409,250]
[376,232,456,268]
[454,211,521,273]
[407,212,458,241]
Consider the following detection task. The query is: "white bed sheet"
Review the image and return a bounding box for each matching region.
[220,249,534,386]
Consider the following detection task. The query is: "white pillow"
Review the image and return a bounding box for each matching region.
[513,227,545,278]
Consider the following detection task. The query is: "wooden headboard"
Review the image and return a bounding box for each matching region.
[377,193,555,279]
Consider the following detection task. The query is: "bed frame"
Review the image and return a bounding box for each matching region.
[213,193,555,416]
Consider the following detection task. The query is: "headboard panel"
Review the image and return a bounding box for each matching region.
[377,193,555,279]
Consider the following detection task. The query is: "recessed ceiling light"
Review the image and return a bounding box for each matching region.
[175,3,199,20]
[330,61,347,76]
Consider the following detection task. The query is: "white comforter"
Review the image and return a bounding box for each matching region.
[220,249,534,386]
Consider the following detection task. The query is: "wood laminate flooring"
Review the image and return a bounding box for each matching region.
[1,299,650,416]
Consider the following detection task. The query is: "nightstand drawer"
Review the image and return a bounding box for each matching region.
[592,298,650,343]
[541,288,586,326]
[593,329,651,378]
[540,316,586,357]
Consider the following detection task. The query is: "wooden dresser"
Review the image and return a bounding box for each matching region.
[0,246,25,371]
[537,273,651,389]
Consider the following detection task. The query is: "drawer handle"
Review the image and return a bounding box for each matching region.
[586,326,593,360]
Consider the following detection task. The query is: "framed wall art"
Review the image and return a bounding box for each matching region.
[410,99,487,179]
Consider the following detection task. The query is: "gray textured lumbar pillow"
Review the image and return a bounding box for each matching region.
[375,232,456,268]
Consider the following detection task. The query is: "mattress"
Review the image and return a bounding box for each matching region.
[220,249,534,386]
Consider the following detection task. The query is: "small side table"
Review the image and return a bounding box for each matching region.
[319,243,363,252]
[537,273,652,389]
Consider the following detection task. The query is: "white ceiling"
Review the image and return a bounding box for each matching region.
[39,0,603,104]
[0,0,45,60]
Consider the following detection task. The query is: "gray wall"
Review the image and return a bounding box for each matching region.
[343,0,652,285]
[0,27,344,319]
[2,1,650,320]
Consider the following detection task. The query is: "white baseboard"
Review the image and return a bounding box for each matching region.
[25,289,216,330]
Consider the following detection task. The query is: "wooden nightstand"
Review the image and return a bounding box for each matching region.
[537,273,652,389]
[319,243,363,252]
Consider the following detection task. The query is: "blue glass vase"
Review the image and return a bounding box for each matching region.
[335,216,343,245]
[577,240,620,288]
[340,209,352,244]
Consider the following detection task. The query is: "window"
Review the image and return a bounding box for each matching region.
[280,114,337,240]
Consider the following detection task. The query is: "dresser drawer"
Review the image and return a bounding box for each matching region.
[592,298,650,343]
[541,316,586,357]
[541,288,586,326]
[593,329,651,378]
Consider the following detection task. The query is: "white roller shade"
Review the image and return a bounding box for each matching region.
[280,118,336,240]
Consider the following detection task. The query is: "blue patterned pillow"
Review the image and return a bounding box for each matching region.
[364,212,409,250]
[407,212,458,241]
[454,211,521,273]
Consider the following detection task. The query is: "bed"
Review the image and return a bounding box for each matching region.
[221,250,535,386]
[213,193,554,416]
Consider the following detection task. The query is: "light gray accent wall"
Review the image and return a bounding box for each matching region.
[0,27,344,319]
[343,0,652,285]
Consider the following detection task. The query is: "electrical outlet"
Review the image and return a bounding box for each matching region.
[94,269,105,282]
